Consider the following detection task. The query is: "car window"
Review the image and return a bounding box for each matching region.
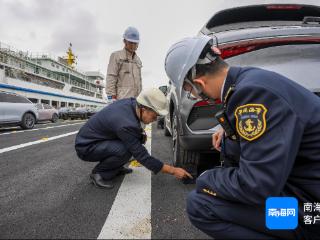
[0,93,31,103]
[35,104,43,110]
[0,92,7,102]
[15,95,31,103]
[225,44,320,90]
[44,104,52,109]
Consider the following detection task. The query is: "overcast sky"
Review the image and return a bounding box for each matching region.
[1,0,319,89]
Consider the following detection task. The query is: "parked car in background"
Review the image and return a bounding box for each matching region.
[58,107,71,120]
[164,4,320,170]
[0,91,39,129]
[66,107,89,120]
[87,106,105,118]
[35,103,59,123]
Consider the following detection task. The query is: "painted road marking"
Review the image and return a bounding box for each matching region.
[0,120,85,131]
[0,131,78,154]
[0,122,84,136]
[98,125,152,239]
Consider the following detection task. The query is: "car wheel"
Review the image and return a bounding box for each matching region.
[83,113,88,119]
[172,110,200,168]
[164,118,171,137]
[51,113,58,123]
[20,113,35,129]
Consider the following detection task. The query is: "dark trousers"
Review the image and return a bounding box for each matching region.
[186,190,300,239]
[80,140,132,180]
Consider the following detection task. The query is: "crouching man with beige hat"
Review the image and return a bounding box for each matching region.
[75,88,192,189]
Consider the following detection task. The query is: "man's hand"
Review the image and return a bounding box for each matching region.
[212,128,225,152]
[161,164,193,179]
[172,167,193,179]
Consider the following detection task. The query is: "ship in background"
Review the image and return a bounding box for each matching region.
[0,42,107,108]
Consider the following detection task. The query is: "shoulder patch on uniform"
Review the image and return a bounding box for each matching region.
[234,103,267,141]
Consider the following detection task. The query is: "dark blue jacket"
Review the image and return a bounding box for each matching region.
[197,67,320,206]
[75,98,164,174]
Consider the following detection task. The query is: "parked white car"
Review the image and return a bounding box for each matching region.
[0,91,39,129]
[35,103,59,123]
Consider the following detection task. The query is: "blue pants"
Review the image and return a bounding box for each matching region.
[186,190,299,239]
[80,140,132,180]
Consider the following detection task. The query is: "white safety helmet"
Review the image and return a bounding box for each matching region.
[164,36,220,99]
[136,88,168,116]
[123,26,140,43]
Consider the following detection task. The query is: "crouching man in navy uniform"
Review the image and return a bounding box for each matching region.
[75,88,192,189]
[165,36,320,239]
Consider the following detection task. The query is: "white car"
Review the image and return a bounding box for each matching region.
[0,91,39,129]
[35,103,59,123]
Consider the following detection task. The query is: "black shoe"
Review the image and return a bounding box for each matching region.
[117,166,133,176]
[90,173,114,189]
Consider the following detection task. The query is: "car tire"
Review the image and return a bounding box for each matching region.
[51,113,58,123]
[20,113,36,129]
[172,110,200,167]
[164,119,171,137]
[83,113,88,120]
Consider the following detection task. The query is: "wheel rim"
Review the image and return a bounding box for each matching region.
[53,114,58,122]
[25,114,34,128]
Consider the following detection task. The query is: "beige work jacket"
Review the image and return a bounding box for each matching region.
[106,48,142,99]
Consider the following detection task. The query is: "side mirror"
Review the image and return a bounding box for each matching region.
[159,85,168,96]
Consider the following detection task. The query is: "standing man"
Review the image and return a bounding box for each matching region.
[106,26,142,100]
[165,36,320,239]
[75,88,192,189]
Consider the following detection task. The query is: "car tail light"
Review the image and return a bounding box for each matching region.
[219,36,320,59]
[220,46,257,59]
[266,5,302,10]
[194,99,221,107]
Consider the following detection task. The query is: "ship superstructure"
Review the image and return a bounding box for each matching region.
[0,42,107,108]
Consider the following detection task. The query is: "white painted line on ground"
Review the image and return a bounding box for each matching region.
[0,120,85,131]
[98,125,152,239]
[35,120,85,127]
[0,122,84,136]
[0,131,78,154]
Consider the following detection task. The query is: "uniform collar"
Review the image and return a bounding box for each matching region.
[123,48,136,60]
[131,98,140,123]
[221,67,242,103]
[131,98,146,130]
[220,76,227,101]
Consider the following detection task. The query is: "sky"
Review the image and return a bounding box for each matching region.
[1,0,319,89]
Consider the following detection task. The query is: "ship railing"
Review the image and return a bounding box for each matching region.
[0,41,105,85]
